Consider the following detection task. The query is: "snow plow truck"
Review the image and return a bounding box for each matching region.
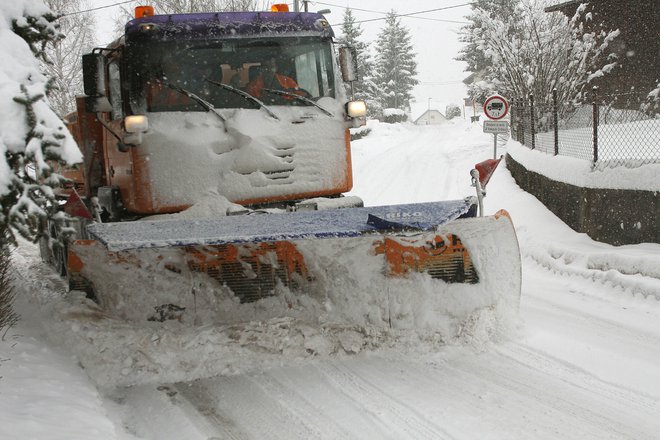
[42,5,521,340]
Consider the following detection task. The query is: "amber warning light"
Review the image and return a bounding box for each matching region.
[135,6,155,18]
[271,4,289,12]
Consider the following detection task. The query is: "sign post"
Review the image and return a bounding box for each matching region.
[483,95,509,159]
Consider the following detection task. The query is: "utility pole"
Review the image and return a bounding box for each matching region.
[427,98,431,125]
[303,0,309,12]
[293,0,299,12]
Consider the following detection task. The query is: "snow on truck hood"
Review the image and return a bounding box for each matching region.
[138,98,349,210]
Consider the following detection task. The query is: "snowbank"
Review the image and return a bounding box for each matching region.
[507,141,660,191]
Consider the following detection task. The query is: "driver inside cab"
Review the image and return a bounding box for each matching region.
[246,57,305,99]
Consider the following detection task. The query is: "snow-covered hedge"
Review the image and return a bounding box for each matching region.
[382,108,407,124]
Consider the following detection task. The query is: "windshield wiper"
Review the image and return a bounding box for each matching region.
[263,88,334,117]
[166,83,228,131]
[205,79,279,120]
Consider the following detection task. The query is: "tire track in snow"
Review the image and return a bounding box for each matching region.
[525,289,660,353]
[314,360,456,440]
[245,369,361,440]
[483,345,660,440]
[174,375,333,440]
[262,364,401,439]
[414,349,660,440]
[495,342,660,414]
[518,267,660,403]
[169,382,249,440]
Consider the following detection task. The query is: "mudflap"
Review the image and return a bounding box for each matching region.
[67,208,521,341]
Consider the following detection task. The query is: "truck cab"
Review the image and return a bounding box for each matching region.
[75,7,365,219]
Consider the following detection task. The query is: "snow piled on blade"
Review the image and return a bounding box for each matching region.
[38,212,519,387]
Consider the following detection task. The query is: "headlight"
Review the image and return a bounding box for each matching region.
[347,100,367,118]
[125,115,148,133]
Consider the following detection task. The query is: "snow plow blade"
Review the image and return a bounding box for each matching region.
[67,197,521,340]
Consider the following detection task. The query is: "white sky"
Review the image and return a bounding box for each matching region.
[87,0,471,116]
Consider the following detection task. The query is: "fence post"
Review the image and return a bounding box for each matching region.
[510,97,516,141]
[529,93,536,150]
[519,98,525,145]
[553,88,559,156]
[592,86,599,164]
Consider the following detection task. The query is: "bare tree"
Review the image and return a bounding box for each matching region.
[41,0,97,117]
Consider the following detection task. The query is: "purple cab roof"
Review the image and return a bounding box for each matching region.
[125,11,335,42]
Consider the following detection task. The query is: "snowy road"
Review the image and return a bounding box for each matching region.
[5,121,659,439]
[104,256,660,440]
[101,122,660,439]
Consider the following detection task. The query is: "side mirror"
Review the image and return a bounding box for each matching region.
[82,53,107,97]
[82,53,111,113]
[338,46,358,82]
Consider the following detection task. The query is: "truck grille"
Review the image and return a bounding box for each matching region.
[375,234,479,284]
[183,242,308,303]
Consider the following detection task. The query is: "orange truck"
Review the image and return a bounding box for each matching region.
[41,5,520,330]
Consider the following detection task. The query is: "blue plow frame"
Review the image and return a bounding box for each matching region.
[86,198,477,252]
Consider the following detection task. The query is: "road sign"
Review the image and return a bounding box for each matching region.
[483,95,509,120]
[483,120,509,134]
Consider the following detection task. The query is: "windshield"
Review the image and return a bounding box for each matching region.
[126,37,336,113]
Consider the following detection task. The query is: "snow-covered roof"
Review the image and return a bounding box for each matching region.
[545,1,581,12]
[413,109,446,124]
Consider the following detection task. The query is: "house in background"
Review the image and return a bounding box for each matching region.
[414,109,448,125]
[545,0,659,100]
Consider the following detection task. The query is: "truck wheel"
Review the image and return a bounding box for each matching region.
[38,235,52,265]
[49,224,68,277]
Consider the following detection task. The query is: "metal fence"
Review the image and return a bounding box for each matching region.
[511,89,660,167]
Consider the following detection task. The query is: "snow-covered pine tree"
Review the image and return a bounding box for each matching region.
[456,0,520,102]
[372,11,418,114]
[40,0,97,117]
[337,8,378,116]
[0,1,82,246]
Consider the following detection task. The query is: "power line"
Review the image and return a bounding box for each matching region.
[315,1,473,25]
[60,0,472,24]
[60,0,135,17]
[419,81,465,86]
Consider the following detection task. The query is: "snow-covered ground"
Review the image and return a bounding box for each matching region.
[533,118,660,167]
[2,120,659,439]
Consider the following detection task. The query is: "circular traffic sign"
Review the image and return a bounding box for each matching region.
[483,95,509,120]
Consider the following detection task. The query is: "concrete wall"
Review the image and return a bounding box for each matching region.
[506,154,659,245]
